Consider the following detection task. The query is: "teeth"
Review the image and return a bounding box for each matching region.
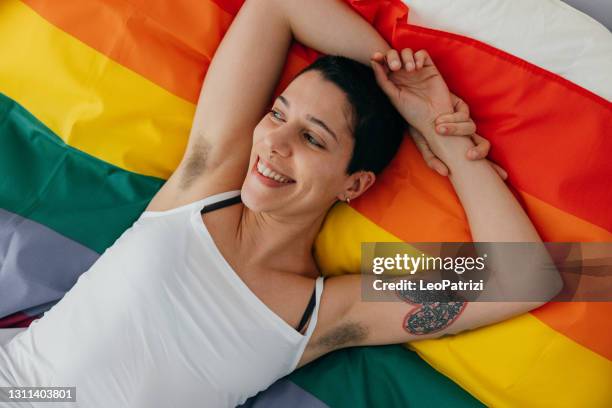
[256,159,292,183]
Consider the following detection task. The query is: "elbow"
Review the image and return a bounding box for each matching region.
[522,258,565,303]
[543,271,564,301]
[528,268,563,305]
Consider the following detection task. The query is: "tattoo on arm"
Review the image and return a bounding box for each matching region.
[403,302,466,335]
[397,279,467,336]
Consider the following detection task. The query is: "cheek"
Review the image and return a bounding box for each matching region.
[252,120,269,142]
[301,154,347,191]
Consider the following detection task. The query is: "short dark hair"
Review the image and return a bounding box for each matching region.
[298,55,406,175]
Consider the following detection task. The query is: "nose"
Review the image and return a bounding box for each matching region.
[263,125,292,158]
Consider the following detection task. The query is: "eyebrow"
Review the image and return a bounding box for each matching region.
[276,95,339,143]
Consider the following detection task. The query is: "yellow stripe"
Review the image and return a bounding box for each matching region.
[315,204,402,276]
[0,1,194,179]
[315,204,440,276]
[317,206,612,407]
[411,313,612,407]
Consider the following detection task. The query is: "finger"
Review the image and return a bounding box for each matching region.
[490,161,508,180]
[385,49,402,71]
[452,95,470,117]
[371,51,385,62]
[410,129,449,176]
[410,128,437,162]
[437,121,477,136]
[414,49,433,69]
[400,48,415,72]
[428,158,449,176]
[466,134,491,160]
[435,110,470,125]
[370,59,397,96]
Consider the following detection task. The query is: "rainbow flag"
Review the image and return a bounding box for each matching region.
[1,0,610,406]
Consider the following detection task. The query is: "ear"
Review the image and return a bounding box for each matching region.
[337,171,376,202]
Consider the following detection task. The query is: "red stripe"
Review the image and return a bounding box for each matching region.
[0,312,39,328]
[210,0,243,16]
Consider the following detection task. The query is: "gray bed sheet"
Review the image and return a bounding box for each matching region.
[563,0,612,31]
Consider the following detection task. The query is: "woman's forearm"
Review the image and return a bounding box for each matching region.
[419,129,539,242]
[425,130,563,299]
[272,0,390,64]
[446,147,540,243]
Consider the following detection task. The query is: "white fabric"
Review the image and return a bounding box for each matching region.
[403,0,612,100]
[0,190,324,408]
[0,329,24,346]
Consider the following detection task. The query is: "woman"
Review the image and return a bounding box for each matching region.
[0,0,562,407]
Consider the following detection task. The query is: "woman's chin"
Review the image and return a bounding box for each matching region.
[240,181,280,212]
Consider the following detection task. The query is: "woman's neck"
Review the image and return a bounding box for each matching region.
[236,205,327,277]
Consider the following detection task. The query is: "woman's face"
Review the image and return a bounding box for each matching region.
[241,70,368,215]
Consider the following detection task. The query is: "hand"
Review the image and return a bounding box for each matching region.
[410,126,508,179]
[434,95,507,179]
[435,94,476,138]
[370,48,453,134]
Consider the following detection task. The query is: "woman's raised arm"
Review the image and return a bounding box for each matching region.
[147,0,390,210]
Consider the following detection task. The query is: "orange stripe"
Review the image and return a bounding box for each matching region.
[520,191,612,242]
[532,302,612,361]
[520,197,611,359]
[354,138,472,242]
[23,0,232,103]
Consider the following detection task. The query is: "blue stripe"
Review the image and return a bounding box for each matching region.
[0,208,99,318]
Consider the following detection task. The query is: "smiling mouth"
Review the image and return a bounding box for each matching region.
[255,156,295,184]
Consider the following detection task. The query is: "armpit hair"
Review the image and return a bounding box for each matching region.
[315,321,368,350]
[179,135,212,189]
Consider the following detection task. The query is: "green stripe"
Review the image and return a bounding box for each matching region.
[0,92,164,253]
[289,345,484,407]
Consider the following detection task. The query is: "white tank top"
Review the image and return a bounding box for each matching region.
[0,190,324,408]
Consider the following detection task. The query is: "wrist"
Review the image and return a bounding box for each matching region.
[421,129,475,167]
[410,104,454,137]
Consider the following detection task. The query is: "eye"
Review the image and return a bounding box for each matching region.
[269,109,284,121]
[303,132,324,149]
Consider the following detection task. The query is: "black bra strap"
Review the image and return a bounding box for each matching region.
[200,194,242,214]
[296,284,317,333]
